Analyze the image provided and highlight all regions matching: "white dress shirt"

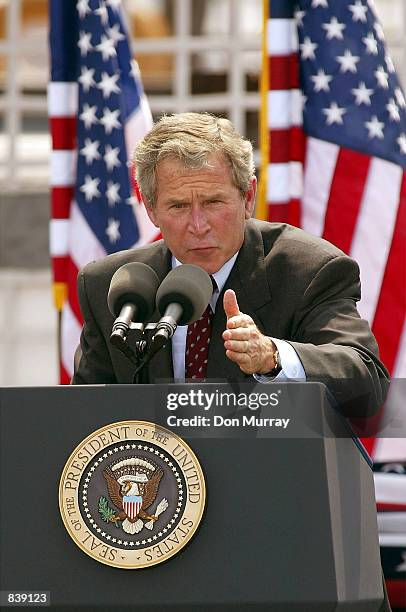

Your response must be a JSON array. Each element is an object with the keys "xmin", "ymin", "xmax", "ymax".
[{"xmin": 170, "ymin": 254, "xmax": 305, "ymax": 382}]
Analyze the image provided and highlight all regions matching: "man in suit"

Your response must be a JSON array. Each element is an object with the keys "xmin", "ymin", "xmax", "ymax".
[
  {"xmin": 72, "ymin": 112, "xmax": 389, "ymax": 417},
  {"xmin": 73, "ymin": 112, "xmax": 391, "ymax": 610}
]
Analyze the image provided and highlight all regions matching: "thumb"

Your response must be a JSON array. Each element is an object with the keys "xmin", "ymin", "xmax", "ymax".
[{"xmin": 223, "ymin": 289, "xmax": 241, "ymax": 320}]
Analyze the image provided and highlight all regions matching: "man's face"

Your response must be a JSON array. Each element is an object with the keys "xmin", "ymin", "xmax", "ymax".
[{"xmin": 144, "ymin": 154, "xmax": 256, "ymax": 274}]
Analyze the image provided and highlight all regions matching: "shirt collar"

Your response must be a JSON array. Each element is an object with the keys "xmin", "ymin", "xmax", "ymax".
[{"xmin": 171, "ymin": 252, "xmax": 238, "ymax": 311}]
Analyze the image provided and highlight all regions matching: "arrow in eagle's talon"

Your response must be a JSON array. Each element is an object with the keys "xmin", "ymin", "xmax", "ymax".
[
  {"xmin": 144, "ymin": 499, "xmax": 169, "ymax": 530},
  {"xmin": 155, "ymin": 498, "xmax": 169, "ymax": 516}
]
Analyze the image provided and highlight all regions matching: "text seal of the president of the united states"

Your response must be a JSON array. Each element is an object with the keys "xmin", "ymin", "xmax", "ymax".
[{"xmin": 59, "ymin": 421, "xmax": 206, "ymax": 568}]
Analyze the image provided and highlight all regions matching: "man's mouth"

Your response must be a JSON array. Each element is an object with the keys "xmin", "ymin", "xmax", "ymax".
[{"xmin": 189, "ymin": 246, "xmax": 217, "ymax": 252}]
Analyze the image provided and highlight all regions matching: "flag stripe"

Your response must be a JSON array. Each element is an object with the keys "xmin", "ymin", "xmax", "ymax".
[
  {"xmin": 350, "ymin": 159, "xmax": 403, "ymax": 323},
  {"xmin": 377, "ymin": 512, "xmax": 406, "ymax": 531},
  {"xmin": 52, "ymin": 256, "xmax": 69, "ymax": 283},
  {"xmin": 378, "ymin": 503, "xmax": 406, "ymax": 511},
  {"xmin": 373, "ymin": 438, "xmax": 406, "ymax": 463},
  {"xmin": 60, "ymin": 362, "xmax": 71, "ymax": 385},
  {"xmin": 372, "ymin": 174, "xmax": 406, "ymax": 373},
  {"xmin": 393, "ymin": 317, "xmax": 406, "ymax": 378},
  {"xmin": 48, "ymin": 82, "xmax": 78, "ymax": 115},
  {"xmin": 267, "ymin": 90, "xmax": 302, "ymax": 129},
  {"xmin": 50, "ymin": 219, "xmax": 69, "ymax": 256},
  {"xmin": 50, "ymin": 150, "xmax": 77, "ymax": 186},
  {"xmin": 301, "ymin": 137, "xmax": 339, "ymax": 237},
  {"xmin": 68, "ymin": 200, "xmax": 106, "ymax": 271},
  {"xmin": 384, "ymin": 580, "xmax": 406, "ymax": 609},
  {"xmin": 269, "ymin": 127, "xmax": 305, "ymax": 163},
  {"xmin": 379, "ymin": 534, "xmax": 406, "ymax": 547},
  {"xmin": 51, "ymin": 187, "xmax": 73, "ymax": 218},
  {"xmin": 61, "ymin": 300, "xmax": 82, "ymax": 377},
  {"xmin": 374, "ymin": 473, "xmax": 406, "ymax": 504},
  {"xmin": 50, "ymin": 117, "xmax": 77, "ymax": 150},
  {"xmin": 269, "ymin": 54, "xmax": 299, "ymax": 90},
  {"xmin": 124, "ymin": 96, "xmax": 154, "ymax": 155},
  {"xmin": 322, "ymin": 149, "xmax": 371, "ymax": 254},
  {"xmin": 268, "ymin": 199, "xmax": 301, "ymax": 226},
  {"xmin": 267, "ymin": 19, "xmax": 297, "ymax": 55},
  {"xmin": 67, "ymin": 258, "xmax": 82, "ymax": 323},
  {"xmin": 267, "ymin": 161, "xmax": 303, "ymax": 202}
]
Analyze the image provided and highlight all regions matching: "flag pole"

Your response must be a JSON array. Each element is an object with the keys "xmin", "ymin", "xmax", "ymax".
[{"xmin": 257, "ymin": 0, "xmax": 269, "ymax": 221}]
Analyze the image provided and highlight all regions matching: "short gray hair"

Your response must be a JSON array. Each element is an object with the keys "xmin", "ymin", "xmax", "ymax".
[{"xmin": 132, "ymin": 112, "xmax": 255, "ymax": 206}]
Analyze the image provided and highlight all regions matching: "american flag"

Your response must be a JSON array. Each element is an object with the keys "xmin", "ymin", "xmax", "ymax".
[
  {"xmin": 259, "ymin": 1, "xmax": 405, "ymax": 606},
  {"xmin": 48, "ymin": 0, "xmax": 158, "ymax": 383}
]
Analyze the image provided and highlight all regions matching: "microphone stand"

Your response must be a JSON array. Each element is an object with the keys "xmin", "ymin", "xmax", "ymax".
[
  {"xmin": 132, "ymin": 339, "xmax": 149, "ymax": 384},
  {"xmin": 109, "ymin": 321, "xmax": 170, "ymax": 384},
  {"xmin": 132, "ymin": 303, "xmax": 182, "ymax": 382},
  {"xmin": 132, "ymin": 345, "xmax": 156, "ymax": 384}
]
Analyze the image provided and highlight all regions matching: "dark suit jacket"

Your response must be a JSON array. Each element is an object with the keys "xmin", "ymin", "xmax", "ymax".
[{"xmin": 72, "ymin": 220, "xmax": 389, "ymax": 416}]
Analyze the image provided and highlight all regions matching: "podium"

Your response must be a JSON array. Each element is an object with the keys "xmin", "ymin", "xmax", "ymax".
[{"xmin": 0, "ymin": 383, "xmax": 384, "ymax": 611}]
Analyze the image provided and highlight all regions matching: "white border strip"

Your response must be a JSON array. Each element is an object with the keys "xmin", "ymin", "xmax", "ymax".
[
  {"xmin": 301, "ymin": 137, "xmax": 339, "ymax": 237},
  {"xmin": 378, "ymin": 533, "xmax": 406, "ymax": 547},
  {"xmin": 48, "ymin": 82, "xmax": 78, "ymax": 117},
  {"xmin": 50, "ymin": 150, "xmax": 77, "ymax": 186},
  {"xmin": 267, "ymin": 90, "xmax": 302, "ymax": 129},
  {"xmin": 266, "ymin": 19, "xmax": 297, "ymax": 55},
  {"xmin": 374, "ymin": 472, "xmax": 406, "ymax": 504},
  {"xmin": 68, "ymin": 200, "xmax": 106, "ymax": 271},
  {"xmin": 50, "ymin": 219, "xmax": 69, "ymax": 257},
  {"xmin": 377, "ymin": 512, "xmax": 406, "ymax": 534},
  {"xmin": 267, "ymin": 162, "xmax": 303, "ymax": 202},
  {"xmin": 351, "ymin": 158, "xmax": 402, "ymax": 323},
  {"xmin": 61, "ymin": 300, "xmax": 82, "ymax": 379}
]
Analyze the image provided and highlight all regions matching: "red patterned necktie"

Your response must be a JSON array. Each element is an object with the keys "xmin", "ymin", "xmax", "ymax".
[
  {"xmin": 185, "ymin": 277, "xmax": 216, "ymax": 380},
  {"xmin": 185, "ymin": 306, "xmax": 213, "ymax": 380}
]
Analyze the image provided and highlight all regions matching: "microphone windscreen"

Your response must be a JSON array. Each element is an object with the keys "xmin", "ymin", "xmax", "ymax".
[
  {"xmin": 107, "ymin": 262, "xmax": 160, "ymax": 321},
  {"xmin": 156, "ymin": 264, "xmax": 213, "ymax": 325}
]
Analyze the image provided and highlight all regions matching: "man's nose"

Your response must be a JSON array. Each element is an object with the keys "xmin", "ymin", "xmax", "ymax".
[{"xmin": 188, "ymin": 206, "xmax": 210, "ymax": 234}]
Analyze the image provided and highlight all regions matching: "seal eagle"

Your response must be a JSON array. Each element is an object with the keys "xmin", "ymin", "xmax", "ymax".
[{"xmin": 103, "ymin": 456, "xmax": 168, "ymax": 534}]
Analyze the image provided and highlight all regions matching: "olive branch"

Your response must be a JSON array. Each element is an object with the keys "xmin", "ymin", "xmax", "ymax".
[{"xmin": 98, "ymin": 496, "xmax": 121, "ymax": 527}]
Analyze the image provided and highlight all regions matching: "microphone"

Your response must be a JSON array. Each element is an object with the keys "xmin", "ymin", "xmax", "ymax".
[
  {"xmin": 107, "ymin": 262, "xmax": 160, "ymax": 348},
  {"xmin": 151, "ymin": 264, "xmax": 213, "ymax": 352}
]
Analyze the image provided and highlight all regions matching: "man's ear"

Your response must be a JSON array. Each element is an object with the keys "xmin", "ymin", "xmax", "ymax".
[
  {"xmin": 244, "ymin": 176, "xmax": 257, "ymax": 219},
  {"xmin": 141, "ymin": 194, "xmax": 159, "ymax": 228}
]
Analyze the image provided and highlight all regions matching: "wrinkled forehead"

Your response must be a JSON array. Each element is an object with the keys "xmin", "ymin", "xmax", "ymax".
[
  {"xmin": 156, "ymin": 150, "xmax": 231, "ymax": 175},
  {"xmin": 156, "ymin": 151, "xmax": 235, "ymax": 187},
  {"xmin": 155, "ymin": 156, "xmax": 238, "ymax": 204}
]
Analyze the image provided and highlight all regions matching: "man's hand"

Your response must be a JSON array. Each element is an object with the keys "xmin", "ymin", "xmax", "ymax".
[{"xmin": 222, "ymin": 289, "xmax": 277, "ymax": 375}]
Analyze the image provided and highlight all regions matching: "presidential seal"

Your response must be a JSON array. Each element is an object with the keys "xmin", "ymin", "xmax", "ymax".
[{"xmin": 59, "ymin": 421, "xmax": 205, "ymax": 569}]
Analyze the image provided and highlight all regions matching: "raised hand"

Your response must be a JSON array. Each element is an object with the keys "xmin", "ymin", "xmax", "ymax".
[{"xmin": 222, "ymin": 289, "xmax": 277, "ymax": 375}]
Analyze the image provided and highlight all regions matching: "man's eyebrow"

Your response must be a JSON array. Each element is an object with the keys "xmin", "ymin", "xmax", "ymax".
[
  {"xmin": 204, "ymin": 193, "xmax": 227, "ymax": 200},
  {"xmin": 164, "ymin": 197, "xmax": 190, "ymax": 205},
  {"xmin": 163, "ymin": 193, "xmax": 227, "ymax": 205}
]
